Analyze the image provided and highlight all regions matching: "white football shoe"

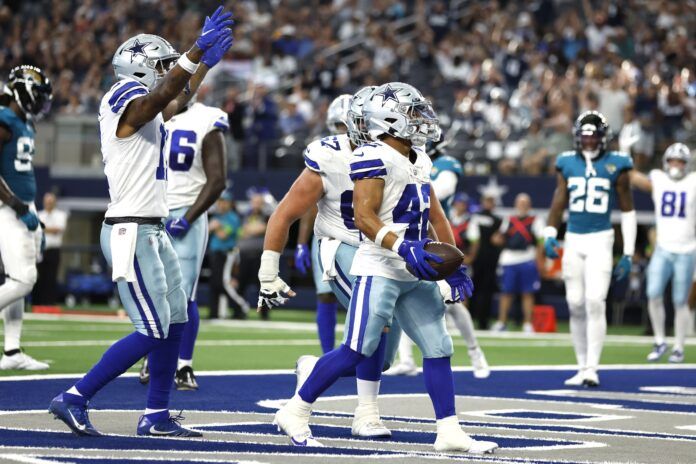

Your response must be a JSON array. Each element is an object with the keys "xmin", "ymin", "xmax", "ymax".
[
  {"xmin": 668, "ymin": 349, "xmax": 684, "ymax": 363},
  {"xmin": 383, "ymin": 361, "xmax": 418, "ymax": 376},
  {"xmin": 646, "ymin": 343, "xmax": 668, "ymax": 362},
  {"xmin": 351, "ymin": 403, "xmax": 391, "ymax": 438},
  {"xmin": 0, "ymin": 351, "xmax": 49, "ymax": 370},
  {"xmin": 294, "ymin": 355, "xmax": 318, "ymax": 394},
  {"xmin": 490, "ymin": 320, "xmax": 506, "ymax": 332},
  {"xmin": 273, "ymin": 400, "xmax": 323, "ymax": 447},
  {"xmin": 468, "ymin": 347, "xmax": 490, "ymax": 379},
  {"xmin": 564, "ymin": 370, "xmax": 586, "ymax": 386},
  {"xmin": 522, "ymin": 322, "xmax": 535, "ymax": 334},
  {"xmin": 582, "ymin": 369, "xmax": 600, "ymax": 387},
  {"xmin": 434, "ymin": 417, "xmax": 498, "ymax": 454}
]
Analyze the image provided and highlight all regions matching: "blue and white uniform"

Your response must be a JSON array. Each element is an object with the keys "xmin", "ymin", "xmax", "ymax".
[
  {"xmin": 430, "ymin": 155, "xmax": 462, "ymax": 217},
  {"xmin": 165, "ymin": 102, "xmax": 229, "ymax": 301},
  {"xmin": 646, "ymin": 170, "xmax": 696, "ymax": 306},
  {"xmin": 347, "ymin": 141, "xmax": 452, "ymax": 359},
  {"xmin": 99, "ymin": 78, "xmax": 186, "ymax": 339},
  {"xmin": 303, "ymin": 133, "xmax": 360, "ymax": 304},
  {"xmin": 0, "ymin": 106, "xmax": 42, "ymax": 305}
]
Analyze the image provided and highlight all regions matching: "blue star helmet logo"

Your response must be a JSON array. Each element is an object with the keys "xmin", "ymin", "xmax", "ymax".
[
  {"xmin": 376, "ymin": 85, "xmax": 399, "ymax": 106},
  {"xmin": 123, "ymin": 39, "xmax": 151, "ymax": 63}
]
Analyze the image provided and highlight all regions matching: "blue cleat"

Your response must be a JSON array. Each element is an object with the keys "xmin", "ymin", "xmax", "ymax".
[
  {"xmin": 48, "ymin": 393, "xmax": 101, "ymax": 436},
  {"xmin": 136, "ymin": 411, "xmax": 202, "ymax": 437}
]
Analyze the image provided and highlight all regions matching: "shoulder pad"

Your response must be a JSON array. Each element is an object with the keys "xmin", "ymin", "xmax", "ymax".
[
  {"xmin": 0, "ymin": 106, "xmax": 15, "ymax": 128},
  {"xmin": 434, "ymin": 155, "xmax": 463, "ymax": 176},
  {"xmin": 350, "ymin": 144, "xmax": 388, "ymax": 181},
  {"xmin": 106, "ymin": 79, "xmax": 148, "ymax": 114},
  {"xmin": 608, "ymin": 151, "xmax": 633, "ymax": 170}
]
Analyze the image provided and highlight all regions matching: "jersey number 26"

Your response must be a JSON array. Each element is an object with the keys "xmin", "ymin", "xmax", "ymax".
[{"xmin": 568, "ymin": 177, "xmax": 610, "ymax": 214}]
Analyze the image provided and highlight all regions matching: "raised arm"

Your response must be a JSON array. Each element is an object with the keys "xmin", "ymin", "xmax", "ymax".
[{"xmin": 629, "ymin": 169, "xmax": 652, "ymax": 193}]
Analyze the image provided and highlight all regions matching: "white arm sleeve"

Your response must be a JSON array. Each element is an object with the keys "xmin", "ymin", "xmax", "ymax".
[
  {"xmin": 431, "ymin": 171, "xmax": 458, "ymax": 200},
  {"xmin": 621, "ymin": 210, "xmax": 637, "ymax": 256}
]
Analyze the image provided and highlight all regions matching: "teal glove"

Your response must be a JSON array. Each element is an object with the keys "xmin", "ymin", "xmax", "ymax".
[
  {"xmin": 544, "ymin": 237, "xmax": 560, "ymax": 259},
  {"xmin": 613, "ymin": 255, "xmax": 632, "ymax": 281}
]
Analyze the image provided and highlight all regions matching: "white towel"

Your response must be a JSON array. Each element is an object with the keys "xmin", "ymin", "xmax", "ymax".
[
  {"xmin": 110, "ymin": 223, "xmax": 138, "ymax": 282},
  {"xmin": 319, "ymin": 238, "xmax": 342, "ymax": 282}
]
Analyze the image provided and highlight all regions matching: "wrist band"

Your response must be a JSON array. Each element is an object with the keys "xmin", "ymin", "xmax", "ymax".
[
  {"xmin": 177, "ymin": 53, "xmax": 199, "ymax": 75},
  {"xmin": 374, "ymin": 226, "xmax": 391, "ymax": 247},
  {"xmin": 391, "ymin": 237, "xmax": 404, "ymax": 253},
  {"xmin": 543, "ymin": 226, "xmax": 558, "ymax": 239}
]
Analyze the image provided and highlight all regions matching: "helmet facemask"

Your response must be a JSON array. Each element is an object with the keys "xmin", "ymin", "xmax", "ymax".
[
  {"xmin": 8, "ymin": 66, "xmax": 53, "ymax": 119},
  {"xmin": 401, "ymin": 100, "xmax": 441, "ymax": 146},
  {"xmin": 663, "ymin": 143, "xmax": 692, "ymax": 180}
]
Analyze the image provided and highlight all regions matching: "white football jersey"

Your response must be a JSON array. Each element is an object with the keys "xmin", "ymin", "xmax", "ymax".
[
  {"xmin": 349, "ymin": 141, "xmax": 432, "ymax": 281},
  {"xmin": 165, "ymin": 103, "xmax": 229, "ymax": 210},
  {"xmin": 304, "ymin": 134, "xmax": 361, "ymax": 247},
  {"xmin": 99, "ymin": 78, "xmax": 167, "ymax": 218},
  {"xmin": 650, "ymin": 169, "xmax": 696, "ymax": 254}
]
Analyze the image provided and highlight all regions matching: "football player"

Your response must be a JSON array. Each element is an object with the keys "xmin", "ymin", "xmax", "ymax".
[
  {"xmin": 630, "ymin": 143, "xmax": 694, "ymax": 363},
  {"xmin": 544, "ymin": 111, "xmax": 636, "ymax": 387},
  {"xmin": 49, "ymin": 7, "xmax": 234, "ymax": 437},
  {"xmin": 294, "ymin": 94, "xmax": 352, "ymax": 353},
  {"xmin": 386, "ymin": 136, "xmax": 489, "ymax": 378},
  {"xmin": 258, "ymin": 88, "xmax": 395, "ymax": 438},
  {"xmin": 139, "ymin": 96, "xmax": 229, "ymax": 389},
  {"xmin": 269, "ymin": 83, "xmax": 497, "ymax": 454},
  {"xmin": 0, "ymin": 65, "xmax": 52, "ymax": 371}
]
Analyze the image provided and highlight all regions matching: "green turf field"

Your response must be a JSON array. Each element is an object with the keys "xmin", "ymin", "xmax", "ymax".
[{"xmin": 1, "ymin": 307, "xmax": 691, "ymax": 376}]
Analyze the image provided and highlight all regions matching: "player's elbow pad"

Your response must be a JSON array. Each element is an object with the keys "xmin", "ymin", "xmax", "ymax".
[{"xmin": 620, "ymin": 210, "xmax": 637, "ymax": 256}]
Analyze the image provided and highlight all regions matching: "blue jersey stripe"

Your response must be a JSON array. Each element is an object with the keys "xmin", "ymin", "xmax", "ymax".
[
  {"xmin": 213, "ymin": 120, "xmax": 229, "ymax": 131},
  {"xmin": 108, "ymin": 81, "xmax": 145, "ymax": 107},
  {"xmin": 350, "ymin": 159, "xmax": 384, "ymax": 171},
  {"xmin": 304, "ymin": 155, "xmax": 321, "ymax": 171},
  {"xmin": 350, "ymin": 168, "xmax": 387, "ymax": 181},
  {"xmin": 110, "ymin": 88, "xmax": 147, "ymax": 113}
]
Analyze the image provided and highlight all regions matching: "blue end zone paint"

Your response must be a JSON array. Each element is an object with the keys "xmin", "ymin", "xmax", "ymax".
[
  {"xmin": 45, "ymin": 459, "xmax": 242, "ymax": 464},
  {"xmin": 485, "ymin": 411, "xmax": 595, "ymax": 420},
  {"xmin": 197, "ymin": 423, "xmax": 583, "ymax": 448},
  {"xmin": 1, "ymin": 369, "xmax": 695, "ymax": 414}
]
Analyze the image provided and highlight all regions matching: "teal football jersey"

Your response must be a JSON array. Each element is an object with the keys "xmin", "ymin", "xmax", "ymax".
[
  {"xmin": 556, "ymin": 150, "xmax": 633, "ymax": 234},
  {"xmin": 430, "ymin": 155, "xmax": 463, "ymax": 216},
  {"xmin": 0, "ymin": 106, "xmax": 36, "ymax": 202}
]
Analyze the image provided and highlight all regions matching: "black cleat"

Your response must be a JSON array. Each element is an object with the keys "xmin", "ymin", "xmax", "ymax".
[
  {"xmin": 175, "ymin": 366, "xmax": 199, "ymax": 391},
  {"xmin": 139, "ymin": 357, "xmax": 149, "ymax": 385}
]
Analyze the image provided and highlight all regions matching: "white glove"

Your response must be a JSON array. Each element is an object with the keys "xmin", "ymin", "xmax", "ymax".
[
  {"xmin": 257, "ymin": 250, "xmax": 295, "ymax": 311},
  {"xmin": 436, "ymin": 279, "xmax": 460, "ymax": 304}
]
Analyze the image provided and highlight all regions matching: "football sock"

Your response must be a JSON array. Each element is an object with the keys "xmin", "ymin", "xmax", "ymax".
[
  {"xmin": 179, "ymin": 300, "xmax": 199, "ymax": 362},
  {"xmin": 356, "ymin": 378, "xmax": 380, "ymax": 405},
  {"xmin": 568, "ymin": 303, "xmax": 588, "ymax": 369},
  {"xmin": 316, "ymin": 301, "xmax": 337, "ymax": 353},
  {"xmin": 147, "ymin": 323, "xmax": 184, "ymax": 411},
  {"xmin": 177, "ymin": 358, "xmax": 193, "ymax": 370},
  {"xmin": 397, "ymin": 335, "xmax": 415, "ymax": 366},
  {"xmin": 585, "ymin": 299, "xmax": 606, "ymax": 371},
  {"xmin": 298, "ymin": 344, "xmax": 364, "ymax": 403},
  {"xmin": 674, "ymin": 304, "xmax": 690, "ymax": 351},
  {"xmin": 74, "ymin": 331, "xmax": 159, "ymax": 400},
  {"xmin": 3, "ymin": 300, "xmax": 24, "ymax": 352},
  {"xmin": 143, "ymin": 409, "xmax": 169, "ymax": 423},
  {"xmin": 422, "ymin": 357, "xmax": 456, "ymax": 419},
  {"xmin": 356, "ymin": 332, "xmax": 386, "ymax": 381},
  {"xmin": 446, "ymin": 302, "xmax": 478, "ymax": 350},
  {"xmin": 648, "ymin": 297, "xmax": 666, "ymax": 345}
]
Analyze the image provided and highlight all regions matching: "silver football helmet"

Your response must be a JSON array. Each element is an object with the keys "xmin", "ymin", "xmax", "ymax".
[
  {"xmin": 663, "ymin": 142, "xmax": 691, "ymax": 180},
  {"xmin": 112, "ymin": 34, "xmax": 180, "ymax": 89},
  {"xmin": 326, "ymin": 94, "xmax": 351, "ymax": 134},
  {"xmin": 363, "ymin": 82, "xmax": 441, "ymax": 146},
  {"xmin": 346, "ymin": 86, "xmax": 376, "ymax": 146}
]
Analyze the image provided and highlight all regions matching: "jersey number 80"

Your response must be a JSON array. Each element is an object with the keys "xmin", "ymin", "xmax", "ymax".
[{"xmin": 568, "ymin": 177, "xmax": 610, "ymax": 214}]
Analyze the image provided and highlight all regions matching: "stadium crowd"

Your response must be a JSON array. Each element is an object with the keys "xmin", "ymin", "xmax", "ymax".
[{"xmin": 1, "ymin": 0, "xmax": 693, "ymax": 174}]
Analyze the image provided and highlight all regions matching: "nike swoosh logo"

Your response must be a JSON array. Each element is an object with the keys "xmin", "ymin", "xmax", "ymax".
[
  {"xmin": 291, "ymin": 436, "xmax": 308, "ymax": 446},
  {"xmin": 149, "ymin": 425, "xmax": 174, "ymax": 435},
  {"xmin": 201, "ymin": 29, "xmax": 213, "ymax": 36},
  {"xmin": 68, "ymin": 410, "xmax": 86, "ymax": 431},
  {"xmin": 409, "ymin": 249, "xmax": 417, "ymax": 261}
]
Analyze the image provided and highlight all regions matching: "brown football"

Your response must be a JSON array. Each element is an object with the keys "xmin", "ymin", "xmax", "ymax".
[{"xmin": 406, "ymin": 241, "xmax": 465, "ymax": 281}]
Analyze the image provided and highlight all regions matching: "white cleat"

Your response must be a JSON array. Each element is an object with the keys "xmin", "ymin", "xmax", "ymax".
[
  {"xmin": 668, "ymin": 349, "xmax": 684, "ymax": 363},
  {"xmin": 273, "ymin": 400, "xmax": 323, "ymax": 447},
  {"xmin": 522, "ymin": 322, "xmax": 535, "ymax": 334},
  {"xmin": 582, "ymin": 369, "xmax": 600, "ymax": 387},
  {"xmin": 434, "ymin": 427, "xmax": 498, "ymax": 454},
  {"xmin": 490, "ymin": 321, "xmax": 506, "ymax": 332},
  {"xmin": 383, "ymin": 361, "xmax": 418, "ymax": 376},
  {"xmin": 351, "ymin": 404, "xmax": 391, "ymax": 438},
  {"xmin": 564, "ymin": 370, "xmax": 586, "ymax": 386},
  {"xmin": 294, "ymin": 355, "xmax": 318, "ymax": 394},
  {"xmin": 468, "ymin": 347, "xmax": 490, "ymax": 379},
  {"xmin": 0, "ymin": 351, "xmax": 49, "ymax": 370},
  {"xmin": 647, "ymin": 343, "xmax": 668, "ymax": 362}
]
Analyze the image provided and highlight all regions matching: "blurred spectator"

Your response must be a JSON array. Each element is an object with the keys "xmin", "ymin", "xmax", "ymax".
[
  {"xmin": 237, "ymin": 191, "xmax": 270, "ymax": 319},
  {"xmin": 208, "ymin": 191, "xmax": 244, "ymax": 320},
  {"xmin": 449, "ymin": 192, "xmax": 471, "ymax": 253},
  {"xmin": 33, "ymin": 192, "xmax": 68, "ymax": 305},
  {"xmin": 491, "ymin": 193, "xmax": 544, "ymax": 333}
]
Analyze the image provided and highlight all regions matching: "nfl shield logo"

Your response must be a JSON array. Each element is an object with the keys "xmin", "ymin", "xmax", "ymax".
[{"xmin": 118, "ymin": 228, "xmax": 127, "ymax": 235}]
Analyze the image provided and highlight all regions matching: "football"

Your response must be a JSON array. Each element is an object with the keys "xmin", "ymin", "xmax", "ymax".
[{"xmin": 406, "ymin": 241, "xmax": 465, "ymax": 281}]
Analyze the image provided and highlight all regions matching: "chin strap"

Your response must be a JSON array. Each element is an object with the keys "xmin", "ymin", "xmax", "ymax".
[{"xmin": 582, "ymin": 151, "xmax": 597, "ymax": 177}]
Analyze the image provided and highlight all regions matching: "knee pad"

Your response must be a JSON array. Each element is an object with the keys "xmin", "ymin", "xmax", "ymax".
[{"xmin": 586, "ymin": 299, "xmax": 605, "ymax": 319}]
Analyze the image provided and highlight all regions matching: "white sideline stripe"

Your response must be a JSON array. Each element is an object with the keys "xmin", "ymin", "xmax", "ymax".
[
  {"xmin": 675, "ymin": 425, "xmax": 696, "ymax": 431},
  {"xmin": 0, "ymin": 454, "xmax": 268, "ymax": 464},
  {"xmin": 0, "ymin": 455, "xmax": 56, "ymax": 464},
  {"xmin": 1, "ymin": 364, "xmax": 696, "ymax": 382}
]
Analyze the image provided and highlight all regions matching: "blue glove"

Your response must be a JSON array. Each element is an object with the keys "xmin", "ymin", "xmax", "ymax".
[
  {"xmin": 19, "ymin": 211, "xmax": 39, "ymax": 231},
  {"xmin": 544, "ymin": 237, "xmax": 560, "ymax": 259},
  {"xmin": 397, "ymin": 239, "xmax": 443, "ymax": 280},
  {"xmin": 201, "ymin": 33, "xmax": 234, "ymax": 68},
  {"xmin": 613, "ymin": 255, "xmax": 632, "ymax": 281},
  {"xmin": 195, "ymin": 6, "xmax": 234, "ymax": 52},
  {"xmin": 445, "ymin": 266, "xmax": 475, "ymax": 300},
  {"xmin": 294, "ymin": 244, "xmax": 311, "ymax": 275},
  {"xmin": 166, "ymin": 217, "xmax": 190, "ymax": 239}
]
